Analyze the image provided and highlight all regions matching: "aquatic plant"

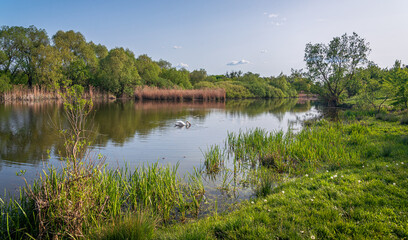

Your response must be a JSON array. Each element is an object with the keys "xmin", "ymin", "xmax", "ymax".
[{"xmin": 203, "ymin": 145, "xmax": 225, "ymax": 174}]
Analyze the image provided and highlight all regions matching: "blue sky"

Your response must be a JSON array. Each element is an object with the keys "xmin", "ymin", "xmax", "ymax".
[{"xmin": 1, "ymin": 0, "xmax": 408, "ymax": 76}]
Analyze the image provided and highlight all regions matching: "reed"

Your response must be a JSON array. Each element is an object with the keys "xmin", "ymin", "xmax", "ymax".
[
  {"xmin": 202, "ymin": 145, "xmax": 225, "ymax": 174},
  {"xmin": 0, "ymin": 85, "xmax": 114, "ymax": 102},
  {"xmin": 134, "ymin": 86, "xmax": 226, "ymax": 101},
  {"xmin": 0, "ymin": 161, "xmax": 206, "ymax": 239}
]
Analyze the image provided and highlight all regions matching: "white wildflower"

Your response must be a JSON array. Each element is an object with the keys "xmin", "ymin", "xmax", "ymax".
[
  {"xmin": 311, "ymin": 235, "xmax": 316, "ymax": 239},
  {"xmin": 282, "ymin": 191, "xmax": 285, "ymax": 194}
]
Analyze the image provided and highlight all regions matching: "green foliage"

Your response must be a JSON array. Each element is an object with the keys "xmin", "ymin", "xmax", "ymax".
[
  {"xmin": 0, "ymin": 73, "xmax": 12, "ymax": 93},
  {"xmin": 384, "ymin": 61, "xmax": 408, "ymax": 108},
  {"xmin": 159, "ymin": 68, "xmax": 192, "ymax": 89},
  {"xmin": 215, "ymin": 81, "xmax": 253, "ymax": 98},
  {"xmin": 190, "ymin": 69, "xmax": 207, "ymax": 85},
  {"xmin": 96, "ymin": 48, "xmax": 141, "ymax": 97},
  {"xmin": 355, "ymin": 63, "xmax": 390, "ymax": 112},
  {"xmin": 194, "ymin": 81, "xmax": 216, "ymax": 89},
  {"xmin": 0, "ymin": 25, "xmax": 49, "ymax": 86},
  {"xmin": 156, "ymin": 59, "xmax": 172, "ymax": 70},
  {"xmin": 135, "ymin": 54, "xmax": 162, "ymax": 86},
  {"xmin": 32, "ymin": 44, "xmax": 64, "ymax": 89},
  {"xmin": 305, "ymin": 32, "xmax": 371, "ymax": 106},
  {"xmin": 400, "ymin": 114, "xmax": 408, "ymax": 125}
]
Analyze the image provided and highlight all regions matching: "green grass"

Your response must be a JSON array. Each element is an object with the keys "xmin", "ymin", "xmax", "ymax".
[
  {"xmin": 202, "ymin": 145, "xmax": 225, "ymax": 174},
  {"xmin": 0, "ymin": 162, "xmax": 205, "ymax": 239},
  {"xmin": 154, "ymin": 117, "xmax": 408, "ymax": 239}
]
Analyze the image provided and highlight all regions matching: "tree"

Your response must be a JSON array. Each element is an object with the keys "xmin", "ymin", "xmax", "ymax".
[
  {"xmin": 159, "ymin": 68, "xmax": 192, "ymax": 89},
  {"xmin": 385, "ymin": 61, "xmax": 408, "ymax": 108},
  {"xmin": 304, "ymin": 32, "xmax": 370, "ymax": 106},
  {"xmin": 52, "ymin": 30, "xmax": 97, "ymax": 85},
  {"xmin": 190, "ymin": 69, "xmax": 207, "ymax": 85},
  {"xmin": 96, "ymin": 48, "xmax": 140, "ymax": 97},
  {"xmin": 156, "ymin": 59, "xmax": 172, "ymax": 70},
  {"xmin": 355, "ymin": 63, "xmax": 390, "ymax": 112},
  {"xmin": 32, "ymin": 45, "xmax": 64, "ymax": 89},
  {"xmin": 0, "ymin": 25, "xmax": 49, "ymax": 86},
  {"xmin": 135, "ymin": 54, "xmax": 161, "ymax": 86}
]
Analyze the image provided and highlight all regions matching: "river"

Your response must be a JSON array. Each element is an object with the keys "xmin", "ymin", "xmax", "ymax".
[{"xmin": 0, "ymin": 98, "xmax": 320, "ymax": 198}]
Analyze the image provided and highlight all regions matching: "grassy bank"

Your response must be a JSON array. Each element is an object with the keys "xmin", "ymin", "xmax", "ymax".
[{"xmin": 155, "ymin": 114, "xmax": 408, "ymax": 239}]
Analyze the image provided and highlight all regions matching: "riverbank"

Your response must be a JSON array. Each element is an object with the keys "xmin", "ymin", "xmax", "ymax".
[
  {"xmin": 1, "ymin": 85, "xmax": 319, "ymax": 103},
  {"xmin": 154, "ymin": 111, "xmax": 408, "ymax": 239}
]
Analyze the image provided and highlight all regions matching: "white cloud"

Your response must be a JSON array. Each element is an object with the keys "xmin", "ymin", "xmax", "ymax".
[
  {"xmin": 173, "ymin": 45, "xmax": 182, "ymax": 49},
  {"xmin": 260, "ymin": 49, "xmax": 268, "ymax": 53},
  {"xmin": 176, "ymin": 62, "xmax": 189, "ymax": 69},
  {"xmin": 264, "ymin": 12, "xmax": 286, "ymax": 27},
  {"xmin": 227, "ymin": 59, "xmax": 250, "ymax": 66}
]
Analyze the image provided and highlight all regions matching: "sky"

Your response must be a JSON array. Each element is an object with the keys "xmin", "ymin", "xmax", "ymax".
[{"xmin": 1, "ymin": 0, "xmax": 408, "ymax": 76}]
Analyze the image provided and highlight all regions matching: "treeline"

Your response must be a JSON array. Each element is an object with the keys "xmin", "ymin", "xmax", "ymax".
[
  {"xmin": 0, "ymin": 25, "xmax": 308, "ymax": 99},
  {"xmin": 1, "ymin": 26, "xmax": 406, "ymax": 106}
]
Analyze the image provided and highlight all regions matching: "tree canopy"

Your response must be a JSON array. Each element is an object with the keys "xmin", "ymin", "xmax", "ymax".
[{"xmin": 305, "ymin": 32, "xmax": 370, "ymax": 106}]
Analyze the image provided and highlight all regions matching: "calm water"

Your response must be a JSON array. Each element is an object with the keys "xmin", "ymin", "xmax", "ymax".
[{"xmin": 0, "ymin": 99, "xmax": 320, "ymax": 196}]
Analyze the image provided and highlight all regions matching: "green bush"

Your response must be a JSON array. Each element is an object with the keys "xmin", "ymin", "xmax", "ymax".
[
  {"xmin": 216, "ymin": 81, "xmax": 253, "ymax": 98},
  {"xmin": 194, "ymin": 81, "xmax": 216, "ymax": 89}
]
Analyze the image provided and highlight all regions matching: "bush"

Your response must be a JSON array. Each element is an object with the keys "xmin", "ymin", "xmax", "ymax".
[
  {"xmin": 376, "ymin": 112, "xmax": 399, "ymax": 122},
  {"xmin": 0, "ymin": 74, "xmax": 12, "ymax": 93},
  {"xmin": 216, "ymin": 81, "xmax": 253, "ymax": 98},
  {"xmin": 400, "ymin": 114, "xmax": 408, "ymax": 125},
  {"xmin": 194, "ymin": 81, "xmax": 216, "ymax": 89}
]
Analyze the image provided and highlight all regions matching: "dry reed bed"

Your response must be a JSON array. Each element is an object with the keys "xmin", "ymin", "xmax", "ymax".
[
  {"xmin": 134, "ymin": 87, "xmax": 226, "ymax": 101},
  {"xmin": 133, "ymin": 100, "xmax": 226, "ymax": 111},
  {"xmin": 0, "ymin": 85, "xmax": 114, "ymax": 102}
]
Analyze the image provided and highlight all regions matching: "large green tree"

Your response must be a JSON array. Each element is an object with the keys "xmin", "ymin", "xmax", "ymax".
[
  {"xmin": 304, "ymin": 32, "xmax": 370, "ymax": 106},
  {"xmin": 135, "ymin": 54, "xmax": 161, "ymax": 86},
  {"xmin": 190, "ymin": 69, "xmax": 207, "ymax": 85},
  {"xmin": 52, "ymin": 30, "xmax": 97, "ymax": 85},
  {"xmin": 0, "ymin": 25, "xmax": 49, "ymax": 86},
  {"xmin": 159, "ymin": 68, "xmax": 192, "ymax": 89},
  {"xmin": 96, "ymin": 48, "xmax": 140, "ymax": 97}
]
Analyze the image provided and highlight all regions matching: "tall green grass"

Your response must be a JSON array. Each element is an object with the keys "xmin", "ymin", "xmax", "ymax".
[
  {"xmin": 0, "ymin": 161, "xmax": 205, "ymax": 239},
  {"xmin": 202, "ymin": 145, "xmax": 225, "ymax": 174},
  {"xmin": 223, "ymin": 123, "xmax": 361, "ymax": 176}
]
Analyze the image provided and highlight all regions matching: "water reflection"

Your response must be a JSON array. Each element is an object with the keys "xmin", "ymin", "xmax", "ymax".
[
  {"xmin": 0, "ymin": 99, "xmax": 320, "ymax": 194},
  {"xmin": 0, "ymin": 99, "xmax": 320, "ymax": 166}
]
